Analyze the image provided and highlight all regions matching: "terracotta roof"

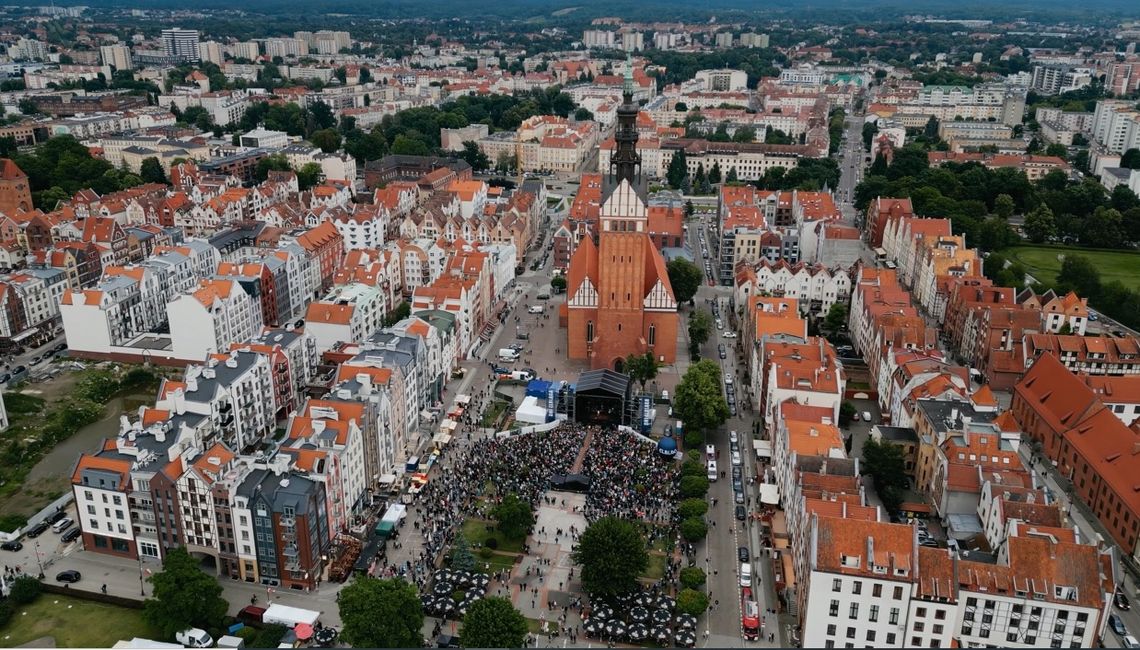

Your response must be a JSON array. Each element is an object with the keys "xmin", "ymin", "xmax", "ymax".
[
  {"xmin": 0, "ymin": 158, "xmax": 27, "ymax": 180},
  {"xmin": 813, "ymin": 517, "xmax": 915, "ymax": 580},
  {"xmin": 306, "ymin": 302, "xmax": 355, "ymax": 325},
  {"xmin": 71, "ymin": 454, "xmax": 130, "ymax": 485}
]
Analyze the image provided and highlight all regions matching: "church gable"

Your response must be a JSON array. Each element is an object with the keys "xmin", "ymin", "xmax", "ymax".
[
  {"xmin": 600, "ymin": 179, "xmax": 647, "ymax": 221},
  {"xmin": 644, "ymin": 278, "xmax": 676, "ymax": 311},
  {"xmin": 570, "ymin": 276, "xmax": 598, "ymax": 308}
]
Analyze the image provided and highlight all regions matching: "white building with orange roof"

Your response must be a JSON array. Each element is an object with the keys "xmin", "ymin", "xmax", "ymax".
[
  {"xmin": 446, "ymin": 179, "xmax": 489, "ymax": 219},
  {"xmin": 411, "ymin": 276, "xmax": 475, "ymax": 357},
  {"xmin": 397, "ymin": 238, "xmax": 447, "ymax": 296},
  {"xmin": 773, "ymin": 418, "xmax": 846, "ymax": 507},
  {"xmin": 761, "ymin": 337, "xmax": 845, "ymax": 431},
  {"xmin": 332, "ymin": 361, "xmax": 408, "ymax": 481},
  {"xmin": 305, "ymin": 282, "xmax": 388, "ymax": 353},
  {"xmin": 167, "ymin": 278, "xmax": 263, "ymax": 362},
  {"xmin": 281, "ymin": 398, "xmax": 368, "ymax": 537}
]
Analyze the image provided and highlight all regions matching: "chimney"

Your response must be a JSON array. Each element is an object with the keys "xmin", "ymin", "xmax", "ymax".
[
  {"xmin": 312, "ymin": 420, "xmax": 327, "ymax": 436},
  {"xmin": 356, "ymin": 373, "xmax": 373, "ymax": 395},
  {"xmin": 172, "ymin": 388, "xmax": 186, "ymax": 415}
]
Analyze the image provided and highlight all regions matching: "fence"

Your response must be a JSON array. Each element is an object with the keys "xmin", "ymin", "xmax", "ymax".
[
  {"xmin": 0, "ymin": 492, "xmax": 74, "ymax": 542},
  {"xmin": 40, "ymin": 582, "xmax": 145, "ymax": 609}
]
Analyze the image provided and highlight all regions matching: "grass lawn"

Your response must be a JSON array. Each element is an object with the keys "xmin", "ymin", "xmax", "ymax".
[
  {"xmin": 461, "ymin": 518, "xmax": 525, "ymax": 554},
  {"xmin": 1006, "ymin": 245, "xmax": 1140, "ymax": 291},
  {"xmin": 479, "ymin": 400, "xmax": 511, "ymax": 428},
  {"xmin": 0, "ymin": 594, "xmax": 158, "ymax": 648},
  {"xmin": 642, "ymin": 553, "xmax": 666, "ymax": 581},
  {"xmin": 474, "ymin": 551, "xmax": 519, "ymax": 574}
]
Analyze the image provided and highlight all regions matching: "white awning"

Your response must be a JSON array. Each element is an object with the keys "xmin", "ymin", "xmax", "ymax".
[
  {"xmin": 759, "ymin": 483, "xmax": 779, "ymax": 505},
  {"xmin": 432, "ymin": 433, "xmax": 453, "ymax": 446},
  {"xmin": 455, "ymin": 394, "xmax": 472, "ymax": 405},
  {"xmin": 378, "ymin": 473, "xmax": 397, "ymax": 486},
  {"xmin": 753, "ymin": 439, "xmax": 773, "ymax": 458}
]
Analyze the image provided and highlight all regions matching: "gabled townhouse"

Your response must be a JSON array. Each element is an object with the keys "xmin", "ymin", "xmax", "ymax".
[
  {"xmin": 411, "ymin": 276, "xmax": 475, "ymax": 359},
  {"xmin": 304, "ymin": 282, "xmax": 388, "ymax": 353},
  {"xmin": 1023, "ymin": 332, "xmax": 1140, "ymax": 377},
  {"xmin": 733, "ymin": 259, "xmax": 851, "ymax": 319},
  {"xmin": 863, "ymin": 196, "xmax": 914, "ymax": 248},
  {"xmin": 238, "ymin": 327, "xmax": 318, "ymax": 420},
  {"xmin": 334, "ymin": 248, "xmax": 403, "ymax": 316},
  {"xmin": 167, "ymin": 278, "xmax": 263, "ymax": 362},
  {"xmin": 330, "ymin": 362, "xmax": 407, "ymax": 490},
  {"xmin": 761, "ymin": 338, "xmax": 846, "ymax": 435},
  {"xmin": 910, "ymin": 235, "xmax": 981, "ymax": 320},
  {"xmin": 236, "ymin": 465, "xmax": 329, "ymax": 591},
  {"xmin": 397, "ymin": 238, "xmax": 447, "ymax": 296},
  {"xmin": 1017, "ymin": 288, "xmax": 1089, "ymax": 335}
]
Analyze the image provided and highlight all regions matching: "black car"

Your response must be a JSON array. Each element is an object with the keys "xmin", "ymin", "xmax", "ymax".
[
  {"xmin": 738, "ymin": 546, "xmax": 750, "ymax": 563},
  {"xmin": 718, "ymin": 345, "xmax": 727, "ymax": 360},
  {"xmin": 0, "ymin": 373, "xmax": 9, "ymax": 384},
  {"xmin": 732, "ymin": 477, "xmax": 743, "ymax": 492},
  {"xmin": 492, "ymin": 366, "xmax": 509, "ymax": 375},
  {"xmin": 732, "ymin": 466, "xmax": 742, "ymax": 480},
  {"xmin": 26, "ymin": 521, "xmax": 49, "ymax": 538},
  {"xmin": 1117, "ymin": 591, "xmax": 1133, "ymax": 611},
  {"xmin": 54, "ymin": 343, "xmax": 67, "ymax": 353},
  {"xmin": 55, "ymin": 569, "xmax": 81, "ymax": 583},
  {"xmin": 735, "ymin": 505, "xmax": 746, "ymax": 521},
  {"xmin": 1, "ymin": 540, "xmax": 22, "ymax": 551},
  {"xmin": 729, "ymin": 403, "xmax": 737, "ymax": 417},
  {"xmin": 46, "ymin": 509, "xmax": 68, "ymax": 524},
  {"xmin": 12, "ymin": 365, "xmax": 25, "ymax": 375},
  {"xmin": 1110, "ymin": 613, "xmax": 1127, "ymax": 636},
  {"xmin": 61, "ymin": 527, "xmax": 81, "ymax": 544}
]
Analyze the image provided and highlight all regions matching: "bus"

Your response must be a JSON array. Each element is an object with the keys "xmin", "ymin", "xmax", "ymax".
[{"xmin": 742, "ymin": 593, "xmax": 761, "ymax": 640}]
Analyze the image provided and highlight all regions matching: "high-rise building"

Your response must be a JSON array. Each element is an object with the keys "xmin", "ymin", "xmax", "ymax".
[
  {"xmin": 227, "ymin": 41, "xmax": 261, "ymax": 61},
  {"xmin": 200, "ymin": 40, "xmax": 225, "ymax": 65},
  {"xmin": 566, "ymin": 63, "xmax": 679, "ymax": 370},
  {"xmin": 161, "ymin": 28, "xmax": 200, "ymax": 62},
  {"xmin": 99, "ymin": 44, "xmax": 133, "ymax": 70}
]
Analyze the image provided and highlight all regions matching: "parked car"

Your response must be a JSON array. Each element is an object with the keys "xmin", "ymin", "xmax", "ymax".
[
  {"xmin": 55, "ymin": 569, "xmax": 81, "ymax": 583},
  {"xmin": 729, "ymin": 430, "xmax": 738, "ymax": 444},
  {"xmin": 735, "ymin": 505, "xmax": 746, "ymax": 521},
  {"xmin": 0, "ymin": 373, "xmax": 9, "ymax": 384},
  {"xmin": 734, "ymin": 490, "xmax": 745, "ymax": 504},
  {"xmin": 46, "ymin": 509, "xmax": 68, "ymax": 524},
  {"xmin": 61, "ymin": 527, "xmax": 81, "ymax": 544},
  {"xmin": 718, "ymin": 344, "xmax": 726, "ymax": 359},
  {"xmin": 862, "ymin": 411, "xmax": 873, "ymax": 422},
  {"xmin": 12, "ymin": 365, "xmax": 26, "ymax": 375},
  {"xmin": 1117, "ymin": 591, "xmax": 1133, "ymax": 611},
  {"xmin": 1110, "ymin": 613, "xmax": 1127, "ymax": 636},
  {"xmin": 732, "ymin": 466, "xmax": 742, "ymax": 480},
  {"xmin": 26, "ymin": 521, "xmax": 49, "ymax": 538},
  {"xmin": 51, "ymin": 517, "xmax": 74, "ymax": 534},
  {"xmin": 738, "ymin": 546, "xmax": 750, "ymax": 563},
  {"xmin": 1, "ymin": 540, "xmax": 22, "ymax": 551},
  {"xmin": 1124, "ymin": 634, "xmax": 1139, "ymax": 648},
  {"xmin": 722, "ymin": 331, "xmax": 737, "ymax": 339},
  {"xmin": 733, "ymin": 477, "xmax": 743, "ymax": 492}
]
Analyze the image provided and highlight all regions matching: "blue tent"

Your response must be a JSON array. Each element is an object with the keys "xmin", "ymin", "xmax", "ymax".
[{"xmin": 526, "ymin": 379, "xmax": 552, "ymax": 398}]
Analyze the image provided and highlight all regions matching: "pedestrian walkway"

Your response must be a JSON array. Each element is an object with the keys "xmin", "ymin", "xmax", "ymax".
[{"xmin": 569, "ymin": 429, "xmax": 593, "ymax": 474}]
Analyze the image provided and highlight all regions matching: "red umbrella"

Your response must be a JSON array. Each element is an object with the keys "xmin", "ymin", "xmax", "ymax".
[{"xmin": 294, "ymin": 623, "xmax": 314, "ymax": 640}]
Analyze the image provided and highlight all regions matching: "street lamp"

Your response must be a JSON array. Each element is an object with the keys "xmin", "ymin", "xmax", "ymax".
[
  {"xmin": 137, "ymin": 555, "xmax": 146, "ymax": 596},
  {"xmin": 33, "ymin": 541, "xmax": 45, "ymax": 579}
]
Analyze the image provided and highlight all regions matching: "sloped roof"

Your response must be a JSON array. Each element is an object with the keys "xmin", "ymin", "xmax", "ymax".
[{"xmin": 576, "ymin": 369, "xmax": 630, "ymax": 397}]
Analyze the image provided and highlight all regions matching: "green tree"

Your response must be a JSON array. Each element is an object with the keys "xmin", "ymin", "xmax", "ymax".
[
  {"xmin": 667, "ymin": 257, "xmax": 703, "ymax": 305},
  {"xmin": 1122, "ymin": 148, "xmax": 1140, "ymax": 170},
  {"xmin": 491, "ymin": 492, "xmax": 535, "ymax": 540},
  {"xmin": 975, "ymin": 216, "xmax": 1019, "ymax": 252},
  {"xmin": 839, "ymin": 401, "xmax": 857, "ymax": 427},
  {"xmin": 993, "ymin": 193, "xmax": 1015, "ymax": 220},
  {"xmin": 571, "ymin": 516, "xmax": 648, "ymax": 600},
  {"xmin": 676, "ymin": 589, "xmax": 710, "ymax": 616},
  {"xmin": 693, "ymin": 163, "xmax": 707, "ymax": 193},
  {"xmin": 551, "ymin": 275, "xmax": 567, "ymax": 294},
  {"xmin": 688, "ymin": 310, "xmax": 713, "ymax": 353},
  {"xmin": 458, "ymin": 141, "xmax": 490, "ymax": 171},
  {"xmin": 18, "ymin": 98, "xmax": 40, "ymax": 115},
  {"xmin": 764, "ymin": 128, "xmax": 793, "ymax": 145},
  {"xmin": 679, "ymin": 567, "xmax": 707, "ymax": 590},
  {"xmin": 461, "ymin": 597, "xmax": 529, "ymax": 649},
  {"xmin": 391, "ymin": 134, "xmax": 431, "ymax": 156},
  {"xmin": 1022, "ymin": 204, "xmax": 1057, "ymax": 244},
  {"xmin": 666, "ymin": 149, "xmax": 688, "ymax": 189},
  {"xmin": 674, "ymin": 101, "xmax": 688, "ymax": 112},
  {"xmin": 861, "ymin": 438, "xmax": 908, "ymax": 514},
  {"xmin": 450, "ymin": 533, "xmax": 476, "ymax": 571},
  {"xmin": 708, "ymin": 161, "xmax": 722, "ymax": 184},
  {"xmin": 139, "ymin": 157, "xmax": 168, "ymax": 185},
  {"xmin": 143, "ymin": 547, "xmax": 228, "ymax": 640},
  {"xmin": 732, "ymin": 126, "xmax": 757, "ymax": 143},
  {"xmin": 338, "ymin": 577, "xmax": 423, "ymax": 648},
  {"xmin": 1083, "ymin": 206, "xmax": 1126, "ymax": 249},
  {"xmin": 7, "ymin": 575, "xmax": 41, "ymax": 604},
  {"xmin": 673, "ymin": 359, "xmax": 729, "ymax": 436},
  {"xmin": 1044, "ymin": 143, "xmax": 1068, "ymax": 159},
  {"xmin": 923, "ymin": 116, "xmax": 940, "ymax": 139},
  {"xmin": 862, "ymin": 122, "xmax": 879, "ymax": 151},
  {"xmin": 310, "ymin": 128, "xmax": 342, "ymax": 153},
  {"xmin": 254, "ymin": 153, "xmax": 291, "ymax": 182},
  {"xmin": 677, "ymin": 498, "xmax": 709, "ymax": 519},
  {"xmin": 680, "ymin": 516, "xmax": 708, "ymax": 541},
  {"xmin": 296, "ymin": 162, "xmax": 323, "ymax": 190},
  {"xmin": 574, "ymin": 107, "xmax": 594, "ymax": 121},
  {"xmin": 823, "ymin": 303, "xmax": 847, "ymax": 332},
  {"xmin": 624, "ymin": 352, "xmax": 660, "ymax": 391},
  {"xmin": 726, "ymin": 166, "xmax": 739, "ymax": 183}
]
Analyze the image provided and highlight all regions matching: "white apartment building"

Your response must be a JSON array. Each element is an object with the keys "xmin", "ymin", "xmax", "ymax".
[
  {"xmin": 99, "ymin": 44, "xmax": 133, "ymax": 70},
  {"xmin": 240, "ymin": 127, "xmax": 289, "ymax": 149},
  {"xmin": 161, "ymin": 28, "xmax": 201, "ymax": 62},
  {"xmin": 582, "ymin": 30, "xmax": 616, "ymax": 49},
  {"xmin": 282, "ymin": 145, "xmax": 357, "ymax": 184},
  {"xmin": 264, "ymin": 38, "xmax": 308, "ymax": 59},
  {"xmin": 226, "ymin": 42, "xmax": 260, "ymax": 61},
  {"xmin": 304, "ymin": 282, "xmax": 388, "ymax": 353},
  {"xmin": 199, "ymin": 41, "xmax": 225, "ymax": 66},
  {"xmin": 167, "ymin": 278, "xmax": 263, "ymax": 362},
  {"xmin": 1092, "ymin": 100, "xmax": 1140, "ymax": 154}
]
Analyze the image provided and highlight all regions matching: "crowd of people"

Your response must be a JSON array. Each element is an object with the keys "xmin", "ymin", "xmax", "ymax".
[{"xmin": 580, "ymin": 427, "xmax": 679, "ymax": 529}]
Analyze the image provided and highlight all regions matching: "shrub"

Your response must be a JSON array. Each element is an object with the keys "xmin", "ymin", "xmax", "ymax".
[
  {"xmin": 679, "ymin": 567, "xmax": 707, "ymax": 590},
  {"xmin": 4, "ymin": 392, "xmax": 45, "ymax": 414},
  {"xmin": 677, "ymin": 498, "xmax": 709, "ymax": 519},
  {"xmin": 251, "ymin": 624, "xmax": 287, "ymax": 648},
  {"xmin": 0, "ymin": 600, "xmax": 13, "ymax": 628},
  {"xmin": 679, "ymin": 517, "xmax": 708, "ymax": 542},
  {"xmin": 8, "ymin": 575, "xmax": 41, "ymax": 604},
  {"xmin": 479, "ymin": 546, "xmax": 494, "ymax": 559},
  {"xmin": 485, "ymin": 536, "xmax": 498, "ymax": 550},
  {"xmin": 0, "ymin": 514, "xmax": 28, "ymax": 533},
  {"xmin": 683, "ymin": 430, "xmax": 704, "ymax": 449},
  {"xmin": 680, "ymin": 459, "xmax": 706, "ymax": 478},
  {"xmin": 676, "ymin": 589, "xmax": 709, "ymax": 616}
]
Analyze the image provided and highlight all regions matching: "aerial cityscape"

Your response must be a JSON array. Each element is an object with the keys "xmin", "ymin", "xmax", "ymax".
[{"xmin": 0, "ymin": 0, "xmax": 1139, "ymax": 648}]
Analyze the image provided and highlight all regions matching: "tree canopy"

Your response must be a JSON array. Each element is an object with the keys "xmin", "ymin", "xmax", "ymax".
[
  {"xmin": 492, "ymin": 492, "xmax": 535, "ymax": 540},
  {"xmin": 673, "ymin": 359, "xmax": 729, "ymax": 435},
  {"xmin": 571, "ymin": 516, "xmax": 648, "ymax": 600},
  {"xmin": 143, "ymin": 547, "xmax": 229, "ymax": 640},
  {"xmin": 667, "ymin": 258, "xmax": 703, "ymax": 305},
  {"xmin": 624, "ymin": 352, "xmax": 660, "ymax": 391},
  {"xmin": 338, "ymin": 577, "xmax": 423, "ymax": 648},
  {"xmin": 461, "ymin": 597, "xmax": 529, "ymax": 649},
  {"xmin": 861, "ymin": 439, "xmax": 908, "ymax": 514}
]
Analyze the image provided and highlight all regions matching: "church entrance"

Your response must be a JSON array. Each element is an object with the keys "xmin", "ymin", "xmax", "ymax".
[{"xmin": 613, "ymin": 358, "xmax": 625, "ymax": 374}]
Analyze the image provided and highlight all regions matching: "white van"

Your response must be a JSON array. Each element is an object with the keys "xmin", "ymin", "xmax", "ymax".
[
  {"xmin": 498, "ymin": 348, "xmax": 520, "ymax": 361},
  {"xmin": 707, "ymin": 461, "xmax": 718, "ymax": 481},
  {"xmin": 739, "ymin": 562, "xmax": 752, "ymax": 588},
  {"xmin": 527, "ymin": 305, "xmax": 544, "ymax": 314},
  {"xmin": 176, "ymin": 628, "xmax": 214, "ymax": 648}
]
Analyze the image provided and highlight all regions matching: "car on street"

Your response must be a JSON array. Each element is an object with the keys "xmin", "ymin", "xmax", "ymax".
[
  {"xmin": 729, "ymin": 431, "xmax": 738, "ymax": 444},
  {"xmin": 732, "ymin": 466, "xmax": 741, "ymax": 479},
  {"xmin": 1, "ymin": 540, "xmax": 22, "ymax": 551},
  {"xmin": 726, "ymin": 384, "xmax": 735, "ymax": 396},
  {"xmin": 722, "ymin": 331, "xmax": 737, "ymax": 339},
  {"xmin": 26, "ymin": 521, "xmax": 49, "ymax": 538},
  {"xmin": 730, "ymin": 441, "xmax": 739, "ymax": 454},
  {"xmin": 718, "ymin": 344, "xmax": 726, "ymax": 359},
  {"xmin": 0, "ymin": 373, "xmax": 9, "ymax": 384},
  {"xmin": 729, "ymin": 403, "xmax": 737, "ymax": 417},
  {"xmin": 1118, "ymin": 591, "xmax": 1133, "ymax": 611},
  {"xmin": 1125, "ymin": 634, "xmax": 1139, "ymax": 648},
  {"xmin": 738, "ymin": 546, "xmax": 750, "ymax": 562},
  {"xmin": 61, "ymin": 527, "xmax": 81, "ymax": 544},
  {"xmin": 725, "ymin": 373, "xmax": 733, "ymax": 384},
  {"xmin": 734, "ymin": 490, "xmax": 745, "ymax": 504},
  {"xmin": 733, "ymin": 477, "xmax": 743, "ymax": 492},
  {"xmin": 731, "ymin": 451, "xmax": 742, "ymax": 466},
  {"xmin": 1110, "ymin": 614, "xmax": 1127, "ymax": 636},
  {"xmin": 862, "ymin": 411, "xmax": 873, "ymax": 422},
  {"xmin": 705, "ymin": 444, "xmax": 716, "ymax": 458},
  {"xmin": 735, "ymin": 505, "xmax": 746, "ymax": 521},
  {"xmin": 13, "ymin": 365, "xmax": 26, "ymax": 375},
  {"xmin": 55, "ymin": 570, "xmax": 81, "ymax": 583}
]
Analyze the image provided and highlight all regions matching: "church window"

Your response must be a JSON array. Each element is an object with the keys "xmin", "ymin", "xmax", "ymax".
[
  {"xmin": 649, "ymin": 325, "xmax": 656, "ymax": 345},
  {"xmin": 617, "ymin": 323, "xmax": 622, "ymax": 332},
  {"xmin": 586, "ymin": 321, "xmax": 594, "ymax": 343}
]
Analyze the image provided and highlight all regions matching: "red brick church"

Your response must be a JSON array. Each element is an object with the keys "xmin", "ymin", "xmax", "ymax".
[{"xmin": 562, "ymin": 67, "xmax": 679, "ymax": 371}]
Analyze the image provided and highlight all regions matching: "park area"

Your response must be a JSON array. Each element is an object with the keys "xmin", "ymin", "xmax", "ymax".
[
  {"xmin": 1, "ymin": 594, "xmax": 156, "ymax": 647},
  {"xmin": 1007, "ymin": 245, "xmax": 1140, "ymax": 291}
]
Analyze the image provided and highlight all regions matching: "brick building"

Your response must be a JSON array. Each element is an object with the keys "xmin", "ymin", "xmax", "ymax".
[{"xmin": 0, "ymin": 159, "xmax": 32, "ymax": 216}]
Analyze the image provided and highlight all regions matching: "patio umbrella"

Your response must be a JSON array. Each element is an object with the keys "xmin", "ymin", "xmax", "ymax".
[
  {"xmin": 677, "ymin": 613, "xmax": 697, "ymax": 629},
  {"xmin": 583, "ymin": 619, "xmax": 602, "ymax": 636},
  {"xmin": 454, "ymin": 570, "xmax": 472, "ymax": 586},
  {"xmin": 438, "ymin": 599, "xmax": 456, "ymax": 616},
  {"xmin": 434, "ymin": 569, "xmax": 450, "ymax": 582},
  {"xmin": 629, "ymin": 606, "xmax": 650, "ymax": 623},
  {"xmin": 656, "ymin": 595, "xmax": 676, "ymax": 611},
  {"xmin": 314, "ymin": 627, "xmax": 338, "ymax": 647},
  {"xmin": 473, "ymin": 574, "xmax": 490, "ymax": 587},
  {"xmin": 676, "ymin": 629, "xmax": 696, "ymax": 647},
  {"xmin": 651, "ymin": 608, "xmax": 672, "ymax": 625},
  {"xmin": 294, "ymin": 624, "xmax": 314, "ymax": 641},
  {"xmin": 432, "ymin": 581, "xmax": 454, "ymax": 596},
  {"xmin": 604, "ymin": 620, "xmax": 627, "ymax": 638},
  {"xmin": 651, "ymin": 625, "xmax": 671, "ymax": 643},
  {"xmin": 627, "ymin": 623, "xmax": 649, "ymax": 642},
  {"xmin": 633, "ymin": 593, "xmax": 653, "ymax": 608},
  {"xmin": 591, "ymin": 605, "xmax": 612, "ymax": 621}
]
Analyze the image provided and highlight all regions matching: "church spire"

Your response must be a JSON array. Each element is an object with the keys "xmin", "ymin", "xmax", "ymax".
[{"xmin": 610, "ymin": 53, "xmax": 641, "ymax": 185}]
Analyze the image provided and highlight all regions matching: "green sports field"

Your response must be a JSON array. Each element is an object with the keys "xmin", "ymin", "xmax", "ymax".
[{"xmin": 1006, "ymin": 245, "xmax": 1140, "ymax": 292}]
